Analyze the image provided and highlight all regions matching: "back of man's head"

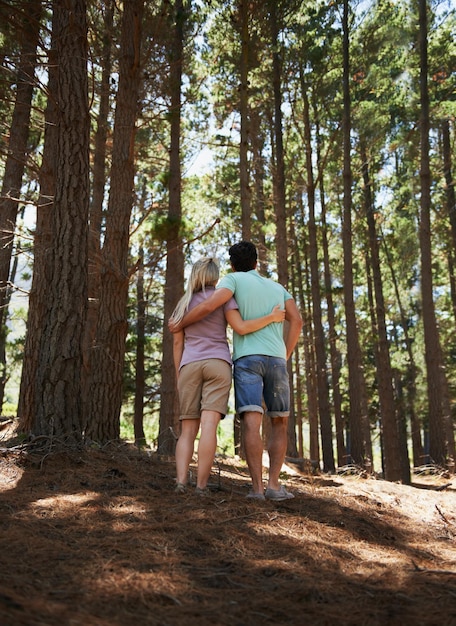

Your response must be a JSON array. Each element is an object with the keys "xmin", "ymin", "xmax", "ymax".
[{"xmin": 229, "ymin": 241, "xmax": 257, "ymax": 272}]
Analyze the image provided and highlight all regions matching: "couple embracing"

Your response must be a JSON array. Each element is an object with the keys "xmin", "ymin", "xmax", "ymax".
[{"xmin": 169, "ymin": 241, "xmax": 303, "ymax": 501}]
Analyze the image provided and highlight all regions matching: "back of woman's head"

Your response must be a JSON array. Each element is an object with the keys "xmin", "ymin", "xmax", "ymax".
[
  {"xmin": 171, "ymin": 257, "xmax": 220, "ymax": 324},
  {"xmin": 189, "ymin": 257, "xmax": 220, "ymax": 292}
]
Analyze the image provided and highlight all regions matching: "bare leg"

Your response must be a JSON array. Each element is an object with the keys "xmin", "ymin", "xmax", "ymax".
[
  {"xmin": 196, "ymin": 410, "xmax": 221, "ymax": 489},
  {"xmin": 175, "ymin": 419, "xmax": 200, "ymax": 485},
  {"xmin": 242, "ymin": 411, "xmax": 264, "ymax": 494},
  {"xmin": 267, "ymin": 416, "xmax": 288, "ymax": 490}
]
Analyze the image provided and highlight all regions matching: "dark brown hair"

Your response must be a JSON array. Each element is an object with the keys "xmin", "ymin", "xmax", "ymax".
[{"xmin": 229, "ymin": 241, "xmax": 257, "ymax": 272}]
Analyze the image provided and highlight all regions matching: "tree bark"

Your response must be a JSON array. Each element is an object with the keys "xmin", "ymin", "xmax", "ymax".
[
  {"xmin": 0, "ymin": 251, "xmax": 19, "ymax": 408},
  {"xmin": 82, "ymin": 0, "xmax": 115, "ymax": 426},
  {"xmin": 268, "ymin": 0, "xmax": 288, "ymax": 287},
  {"xmin": 239, "ymin": 0, "xmax": 251, "ymax": 240},
  {"xmin": 250, "ymin": 109, "xmax": 267, "ymax": 273},
  {"xmin": 33, "ymin": 0, "xmax": 89, "ymax": 441},
  {"xmin": 301, "ymin": 76, "xmax": 334, "ymax": 472},
  {"xmin": 418, "ymin": 0, "xmax": 453, "ymax": 467},
  {"xmin": 293, "ymin": 217, "xmax": 319, "ymax": 465},
  {"xmin": 86, "ymin": 0, "xmax": 145, "ymax": 443},
  {"xmin": 134, "ymin": 248, "xmax": 146, "ymax": 445},
  {"xmin": 442, "ymin": 111, "xmax": 456, "ymax": 377},
  {"xmin": 18, "ymin": 14, "xmax": 58, "ymax": 432},
  {"xmin": 381, "ymin": 228, "xmax": 424, "ymax": 468},
  {"xmin": 0, "ymin": 0, "xmax": 41, "ymax": 410},
  {"xmin": 157, "ymin": 0, "xmax": 186, "ymax": 455},
  {"xmin": 361, "ymin": 140, "xmax": 410, "ymax": 483},
  {"xmin": 313, "ymin": 96, "xmax": 346, "ymax": 469},
  {"xmin": 442, "ymin": 119, "xmax": 456, "ymax": 253},
  {"xmin": 342, "ymin": 0, "xmax": 372, "ymax": 470}
]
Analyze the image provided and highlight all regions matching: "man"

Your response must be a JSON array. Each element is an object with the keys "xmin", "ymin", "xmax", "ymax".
[{"xmin": 169, "ymin": 241, "xmax": 303, "ymax": 500}]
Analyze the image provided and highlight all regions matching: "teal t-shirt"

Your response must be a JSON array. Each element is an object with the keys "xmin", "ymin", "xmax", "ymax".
[{"xmin": 217, "ymin": 270, "xmax": 292, "ymax": 360}]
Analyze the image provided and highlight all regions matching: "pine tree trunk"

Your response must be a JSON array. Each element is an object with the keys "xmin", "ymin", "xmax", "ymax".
[
  {"xmin": 293, "ymin": 219, "xmax": 319, "ymax": 465},
  {"xmin": 294, "ymin": 343, "xmax": 304, "ymax": 458},
  {"xmin": 361, "ymin": 141, "xmax": 410, "ymax": 483},
  {"xmin": 18, "ymin": 20, "xmax": 58, "ymax": 433},
  {"xmin": 442, "ymin": 118, "xmax": 456, "ymax": 463},
  {"xmin": 0, "ymin": 0, "xmax": 41, "ymax": 308},
  {"xmin": 86, "ymin": 0, "xmax": 145, "ymax": 443},
  {"xmin": 250, "ymin": 110, "xmax": 267, "ymax": 273},
  {"xmin": 0, "ymin": 252, "xmax": 19, "ymax": 409},
  {"xmin": 447, "ymin": 247, "xmax": 456, "ymax": 328},
  {"xmin": 157, "ymin": 0, "xmax": 186, "ymax": 456},
  {"xmin": 442, "ymin": 119, "xmax": 456, "ymax": 253},
  {"xmin": 342, "ymin": 0, "xmax": 372, "ymax": 469},
  {"xmin": 269, "ymin": 1, "xmax": 288, "ymax": 287},
  {"xmin": 82, "ymin": 0, "xmax": 114, "ymax": 426},
  {"xmin": 0, "ymin": 0, "xmax": 41, "ymax": 410},
  {"xmin": 313, "ymin": 97, "xmax": 346, "ymax": 469},
  {"xmin": 33, "ymin": 0, "xmax": 89, "ymax": 441},
  {"xmin": 381, "ymin": 235, "xmax": 424, "ymax": 468},
  {"xmin": 239, "ymin": 0, "xmax": 251, "ymax": 240},
  {"xmin": 418, "ymin": 0, "xmax": 451, "ymax": 467},
  {"xmin": 134, "ymin": 249, "xmax": 146, "ymax": 445},
  {"xmin": 301, "ymin": 77, "xmax": 334, "ymax": 472}
]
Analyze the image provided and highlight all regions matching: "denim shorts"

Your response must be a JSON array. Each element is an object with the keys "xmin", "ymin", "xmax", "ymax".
[{"xmin": 233, "ymin": 355, "xmax": 290, "ymax": 417}]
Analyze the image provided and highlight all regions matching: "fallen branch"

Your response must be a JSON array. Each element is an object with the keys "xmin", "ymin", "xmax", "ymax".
[
  {"xmin": 435, "ymin": 482, "xmax": 452, "ymax": 491},
  {"xmin": 412, "ymin": 560, "xmax": 456, "ymax": 575},
  {"xmin": 435, "ymin": 504, "xmax": 454, "ymax": 526}
]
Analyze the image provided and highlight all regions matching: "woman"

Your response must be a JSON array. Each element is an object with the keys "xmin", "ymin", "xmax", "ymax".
[{"xmin": 170, "ymin": 257, "xmax": 284, "ymax": 495}]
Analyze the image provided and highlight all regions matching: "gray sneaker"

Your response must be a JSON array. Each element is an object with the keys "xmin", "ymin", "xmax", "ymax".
[
  {"xmin": 265, "ymin": 485, "xmax": 294, "ymax": 501},
  {"xmin": 246, "ymin": 491, "xmax": 266, "ymax": 501}
]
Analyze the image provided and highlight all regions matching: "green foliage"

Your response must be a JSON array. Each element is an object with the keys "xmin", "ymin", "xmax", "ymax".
[
  {"xmin": 151, "ymin": 214, "xmax": 189, "ymax": 242},
  {"xmin": 1, "ymin": 402, "xmax": 17, "ymax": 417},
  {"xmin": 216, "ymin": 416, "xmax": 235, "ymax": 457},
  {"xmin": 120, "ymin": 412, "xmax": 159, "ymax": 446}
]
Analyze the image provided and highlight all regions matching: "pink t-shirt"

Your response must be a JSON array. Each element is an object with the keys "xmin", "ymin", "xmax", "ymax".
[{"xmin": 179, "ymin": 287, "xmax": 238, "ymax": 370}]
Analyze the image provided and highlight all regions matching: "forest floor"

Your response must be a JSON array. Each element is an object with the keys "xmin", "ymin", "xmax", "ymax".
[{"xmin": 0, "ymin": 419, "xmax": 455, "ymax": 626}]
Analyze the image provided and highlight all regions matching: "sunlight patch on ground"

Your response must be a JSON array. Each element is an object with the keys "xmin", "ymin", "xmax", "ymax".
[
  {"xmin": 0, "ymin": 461, "xmax": 23, "ymax": 491},
  {"xmin": 30, "ymin": 493, "xmax": 98, "ymax": 511}
]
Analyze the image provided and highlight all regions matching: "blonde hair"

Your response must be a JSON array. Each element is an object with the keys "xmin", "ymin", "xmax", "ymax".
[{"xmin": 171, "ymin": 257, "xmax": 220, "ymax": 324}]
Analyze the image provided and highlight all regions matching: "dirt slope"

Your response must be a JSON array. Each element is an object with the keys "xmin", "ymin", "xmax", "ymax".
[{"xmin": 0, "ymin": 432, "xmax": 455, "ymax": 626}]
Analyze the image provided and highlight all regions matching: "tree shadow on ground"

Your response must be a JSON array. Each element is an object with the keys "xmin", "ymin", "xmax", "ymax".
[{"xmin": 0, "ymin": 446, "xmax": 455, "ymax": 626}]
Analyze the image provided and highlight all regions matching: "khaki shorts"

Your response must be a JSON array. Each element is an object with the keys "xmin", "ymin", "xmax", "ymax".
[{"xmin": 177, "ymin": 358, "xmax": 232, "ymax": 420}]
